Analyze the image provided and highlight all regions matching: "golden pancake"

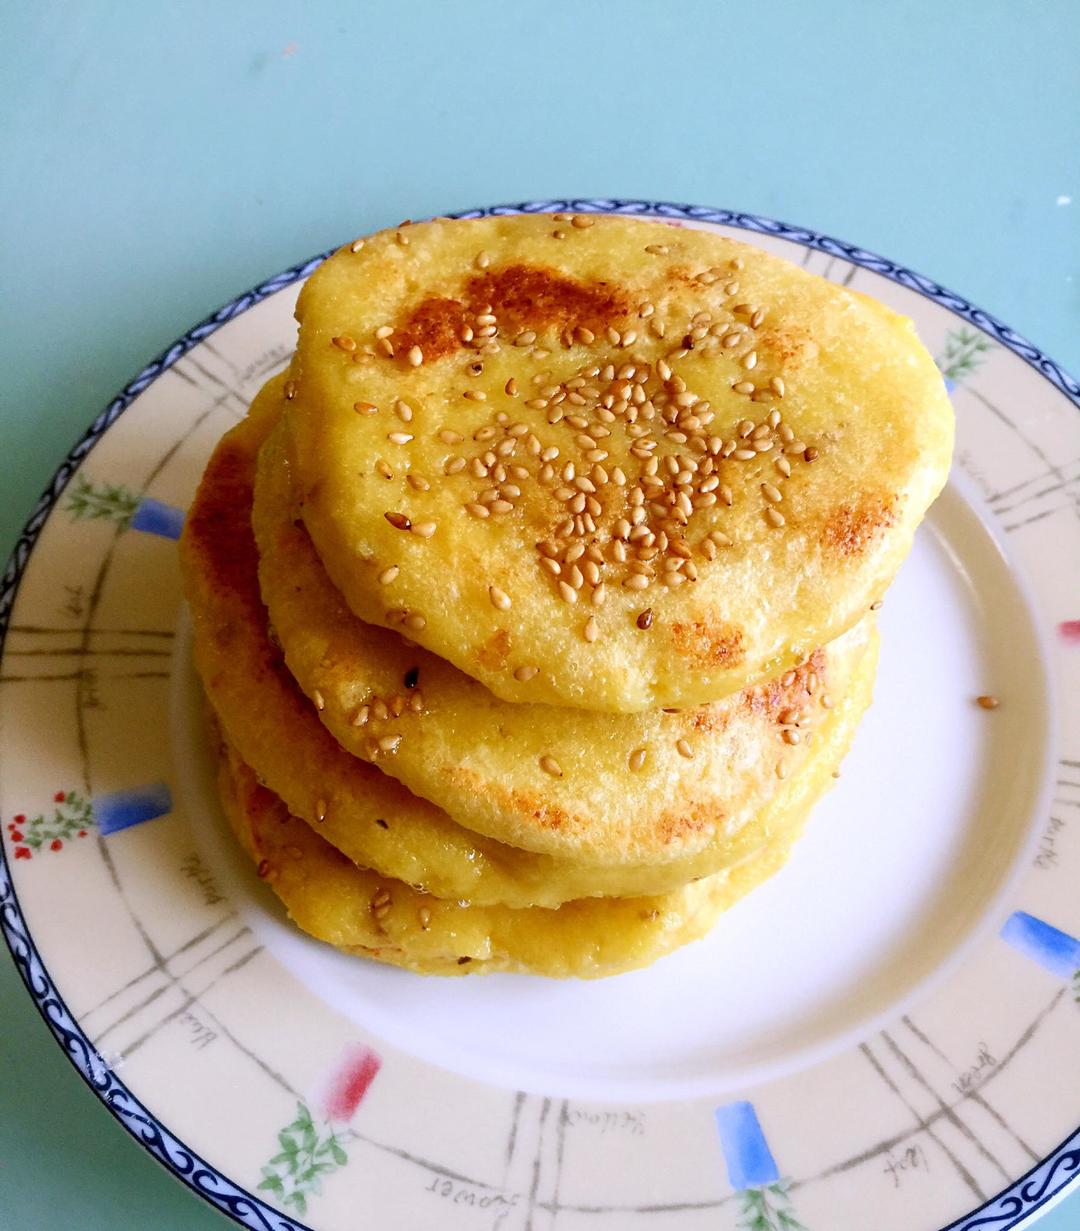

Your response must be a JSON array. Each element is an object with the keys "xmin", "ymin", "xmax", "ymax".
[
  {"xmin": 180, "ymin": 380, "xmax": 877, "ymax": 906},
  {"xmin": 255, "ymin": 413, "xmax": 873, "ymax": 862},
  {"xmin": 215, "ymin": 737, "xmax": 797, "ymax": 978},
  {"xmin": 284, "ymin": 213, "xmax": 950, "ymax": 711}
]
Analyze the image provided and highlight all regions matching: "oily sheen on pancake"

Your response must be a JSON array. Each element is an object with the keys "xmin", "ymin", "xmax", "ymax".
[
  {"xmin": 284, "ymin": 213, "xmax": 951, "ymax": 712},
  {"xmin": 255, "ymin": 414, "xmax": 873, "ymax": 863},
  {"xmin": 180, "ymin": 378, "xmax": 877, "ymax": 907},
  {"xmin": 215, "ymin": 737, "xmax": 797, "ymax": 978}
]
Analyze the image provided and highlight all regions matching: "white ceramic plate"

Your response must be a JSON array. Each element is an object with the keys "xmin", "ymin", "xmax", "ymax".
[{"xmin": 3, "ymin": 200, "xmax": 1079, "ymax": 1231}]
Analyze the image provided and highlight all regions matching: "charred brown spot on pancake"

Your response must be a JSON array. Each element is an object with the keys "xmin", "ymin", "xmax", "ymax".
[
  {"xmin": 822, "ymin": 494, "xmax": 896, "ymax": 557},
  {"xmin": 652, "ymin": 803, "xmax": 720, "ymax": 846},
  {"xmin": 390, "ymin": 263, "xmax": 632, "ymax": 361},
  {"xmin": 389, "ymin": 296, "xmax": 467, "ymax": 363},
  {"xmin": 669, "ymin": 621, "xmax": 745, "ymax": 670},
  {"xmin": 738, "ymin": 647, "xmax": 828, "ymax": 724},
  {"xmin": 183, "ymin": 435, "xmax": 264, "ymax": 613},
  {"xmin": 756, "ymin": 325, "xmax": 820, "ymax": 372},
  {"xmin": 468, "ymin": 264, "xmax": 631, "ymax": 334},
  {"xmin": 474, "ymin": 628, "xmax": 512, "ymax": 670}
]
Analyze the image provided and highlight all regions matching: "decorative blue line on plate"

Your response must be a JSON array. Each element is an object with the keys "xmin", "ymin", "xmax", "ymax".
[
  {"xmin": 93, "ymin": 783, "xmax": 173, "ymax": 836},
  {"xmin": 714, "ymin": 1100, "xmax": 780, "ymax": 1190},
  {"xmin": 1000, "ymin": 911, "xmax": 1080, "ymax": 980},
  {"xmin": 129, "ymin": 498, "xmax": 185, "ymax": 540}
]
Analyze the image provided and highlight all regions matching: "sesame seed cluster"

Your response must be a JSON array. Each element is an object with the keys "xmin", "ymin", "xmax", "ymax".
[{"xmin": 181, "ymin": 213, "xmax": 950, "ymax": 975}]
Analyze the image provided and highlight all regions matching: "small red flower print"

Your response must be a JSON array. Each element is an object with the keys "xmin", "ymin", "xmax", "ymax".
[
  {"xmin": 14, "ymin": 848, "xmax": 30, "ymax": 860},
  {"xmin": 78, "ymin": 830, "xmax": 88, "ymax": 838},
  {"xmin": 50, "ymin": 839, "xmax": 63, "ymax": 852},
  {"xmin": 10, "ymin": 832, "xmax": 23, "ymax": 843},
  {"xmin": 1060, "ymin": 620, "xmax": 1080, "ymax": 644},
  {"xmin": 54, "ymin": 791, "xmax": 66, "ymax": 803},
  {"xmin": 13, "ymin": 814, "xmax": 25, "ymax": 824}
]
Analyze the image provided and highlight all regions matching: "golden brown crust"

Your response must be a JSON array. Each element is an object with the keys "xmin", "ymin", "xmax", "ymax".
[
  {"xmin": 215, "ymin": 735, "xmax": 804, "ymax": 979},
  {"xmin": 254, "ymin": 407, "xmax": 875, "ymax": 863},
  {"xmin": 181, "ymin": 379, "xmax": 877, "ymax": 903},
  {"xmin": 287, "ymin": 214, "xmax": 952, "ymax": 712}
]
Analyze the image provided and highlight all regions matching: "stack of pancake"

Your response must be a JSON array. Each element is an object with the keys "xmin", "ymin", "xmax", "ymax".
[{"xmin": 180, "ymin": 214, "xmax": 952, "ymax": 977}]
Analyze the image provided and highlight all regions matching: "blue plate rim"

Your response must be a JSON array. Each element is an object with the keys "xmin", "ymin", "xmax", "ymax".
[{"xmin": 1, "ymin": 198, "xmax": 1077, "ymax": 1231}]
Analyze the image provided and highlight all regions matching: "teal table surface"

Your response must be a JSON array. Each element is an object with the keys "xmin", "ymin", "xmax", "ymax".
[{"xmin": 2, "ymin": 3, "xmax": 1077, "ymax": 1228}]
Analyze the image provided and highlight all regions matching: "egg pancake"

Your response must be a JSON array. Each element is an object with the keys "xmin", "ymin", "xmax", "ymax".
[
  {"xmin": 256, "ymin": 410, "xmax": 873, "ymax": 863},
  {"xmin": 215, "ymin": 736, "xmax": 797, "ymax": 978},
  {"xmin": 284, "ymin": 213, "xmax": 950, "ymax": 711},
  {"xmin": 180, "ymin": 380, "xmax": 877, "ymax": 906}
]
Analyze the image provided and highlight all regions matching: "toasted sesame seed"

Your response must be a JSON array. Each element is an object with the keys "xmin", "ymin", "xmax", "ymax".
[
  {"xmin": 558, "ymin": 580, "xmax": 577, "ymax": 603},
  {"xmin": 387, "ymin": 431, "xmax": 413, "ymax": 445},
  {"xmin": 377, "ymin": 338, "xmax": 395, "ymax": 358},
  {"xmin": 514, "ymin": 665, "xmax": 539, "ymax": 681},
  {"xmin": 624, "ymin": 574, "xmax": 650, "ymax": 591},
  {"xmin": 676, "ymin": 738, "xmax": 694, "ymax": 759},
  {"xmin": 765, "ymin": 507, "xmax": 786, "ymax": 528},
  {"xmin": 732, "ymin": 448, "xmax": 757, "ymax": 461},
  {"xmin": 750, "ymin": 308, "xmax": 766, "ymax": 328},
  {"xmin": 352, "ymin": 704, "xmax": 370, "ymax": 727},
  {"xmin": 628, "ymin": 746, "xmax": 648, "ymax": 771},
  {"xmin": 411, "ymin": 521, "xmax": 437, "ymax": 538},
  {"xmin": 775, "ymin": 456, "xmax": 792, "ymax": 477},
  {"xmin": 540, "ymin": 754, "xmax": 563, "ymax": 778},
  {"xmin": 784, "ymin": 441, "xmax": 808, "ymax": 455},
  {"xmin": 403, "ymin": 613, "xmax": 426, "ymax": 630},
  {"xmin": 378, "ymin": 565, "xmax": 400, "ymax": 586},
  {"xmin": 644, "ymin": 243, "xmax": 669, "ymax": 255},
  {"xmin": 475, "ymin": 250, "xmax": 491, "ymax": 269},
  {"xmin": 733, "ymin": 381, "xmax": 756, "ymax": 395},
  {"xmin": 378, "ymin": 734, "xmax": 402, "ymax": 753},
  {"xmin": 490, "ymin": 499, "xmax": 514, "ymax": 514},
  {"xmin": 804, "ymin": 446, "xmax": 819, "ymax": 462},
  {"xmin": 332, "ymin": 335, "xmax": 357, "ymax": 352},
  {"xmin": 782, "ymin": 729, "xmax": 801, "ymax": 746},
  {"xmin": 350, "ymin": 238, "xmax": 365, "ymax": 253},
  {"xmin": 583, "ymin": 617, "xmax": 599, "ymax": 642},
  {"xmin": 776, "ymin": 762, "xmax": 788, "ymax": 780},
  {"xmin": 284, "ymin": 379, "xmax": 298, "ymax": 400},
  {"xmin": 407, "ymin": 345, "xmax": 423, "ymax": 367},
  {"xmin": 571, "ymin": 214, "xmax": 594, "ymax": 228},
  {"xmin": 418, "ymin": 907, "xmax": 432, "ymax": 929},
  {"xmin": 761, "ymin": 482, "xmax": 783, "ymax": 504},
  {"xmin": 489, "ymin": 585, "xmax": 512, "ymax": 611},
  {"xmin": 821, "ymin": 693, "xmax": 835, "ymax": 709},
  {"xmin": 741, "ymin": 350, "xmax": 759, "ymax": 370},
  {"xmin": 770, "ymin": 376, "xmax": 786, "ymax": 397},
  {"xmin": 636, "ymin": 608, "xmax": 654, "ymax": 630},
  {"xmin": 354, "ymin": 401, "xmax": 378, "ymax": 416},
  {"xmin": 977, "ymin": 694, "xmax": 1000, "ymax": 710},
  {"xmin": 591, "ymin": 582, "xmax": 607, "ymax": 607},
  {"xmin": 385, "ymin": 512, "xmax": 411, "ymax": 530}
]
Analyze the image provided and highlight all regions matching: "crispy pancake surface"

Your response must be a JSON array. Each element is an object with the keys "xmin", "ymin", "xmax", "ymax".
[
  {"xmin": 180, "ymin": 378, "xmax": 877, "ymax": 906},
  {"xmin": 215, "ymin": 737, "xmax": 794, "ymax": 978},
  {"xmin": 285, "ymin": 213, "xmax": 951, "ymax": 711},
  {"xmin": 255, "ymin": 415, "xmax": 872, "ymax": 862}
]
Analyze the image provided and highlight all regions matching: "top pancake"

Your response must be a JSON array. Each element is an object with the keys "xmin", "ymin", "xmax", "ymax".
[{"xmin": 285, "ymin": 213, "xmax": 952, "ymax": 711}]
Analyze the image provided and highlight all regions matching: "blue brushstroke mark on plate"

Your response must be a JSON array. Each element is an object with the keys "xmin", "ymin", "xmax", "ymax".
[
  {"xmin": 944, "ymin": 377, "xmax": 956, "ymax": 395},
  {"xmin": 715, "ymin": 1100, "xmax": 780, "ymax": 1190},
  {"xmin": 130, "ymin": 498, "xmax": 185, "ymax": 540},
  {"xmin": 1001, "ymin": 911, "xmax": 1080, "ymax": 980},
  {"xmin": 94, "ymin": 783, "xmax": 173, "ymax": 836}
]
